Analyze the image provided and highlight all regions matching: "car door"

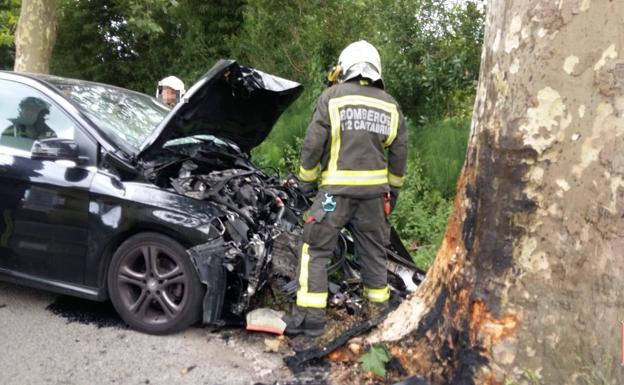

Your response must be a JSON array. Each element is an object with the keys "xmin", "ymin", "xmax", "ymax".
[{"xmin": 0, "ymin": 78, "xmax": 98, "ymax": 285}]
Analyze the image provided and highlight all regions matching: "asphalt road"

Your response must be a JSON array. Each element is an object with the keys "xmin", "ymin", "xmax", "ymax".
[{"xmin": 0, "ymin": 281, "xmax": 295, "ymax": 385}]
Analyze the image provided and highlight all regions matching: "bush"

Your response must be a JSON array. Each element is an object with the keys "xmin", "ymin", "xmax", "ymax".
[{"xmin": 389, "ymin": 158, "xmax": 452, "ymax": 270}]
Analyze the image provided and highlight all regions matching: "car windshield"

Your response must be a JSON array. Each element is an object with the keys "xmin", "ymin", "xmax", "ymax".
[{"xmin": 50, "ymin": 80, "xmax": 169, "ymax": 149}]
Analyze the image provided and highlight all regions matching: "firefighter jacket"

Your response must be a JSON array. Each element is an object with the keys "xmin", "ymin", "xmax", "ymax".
[{"xmin": 298, "ymin": 81, "xmax": 408, "ymax": 197}]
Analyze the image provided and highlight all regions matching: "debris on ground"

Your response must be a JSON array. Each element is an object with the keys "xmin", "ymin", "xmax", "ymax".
[
  {"xmin": 283, "ymin": 305, "xmax": 392, "ymax": 373},
  {"xmin": 263, "ymin": 336, "xmax": 286, "ymax": 353},
  {"xmin": 179, "ymin": 365, "xmax": 197, "ymax": 376},
  {"xmin": 327, "ymin": 347, "xmax": 356, "ymax": 363},
  {"xmin": 390, "ymin": 375, "xmax": 430, "ymax": 385},
  {"xmin": 246, "ymin": 308, "xmax": 287, "ymax": 335},
  {"xmin": 348, "ymin": 342, "xmax": 362, "ymax": 355}
]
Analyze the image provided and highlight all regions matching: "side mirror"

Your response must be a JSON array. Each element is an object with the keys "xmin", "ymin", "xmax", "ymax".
[
  {"xmin": 103, "ymin": 150, "xmax": 138, "ymax": 177},
  {"xmin": 31, "ymin": 138, "xmax": 87, "ymax": 163}
]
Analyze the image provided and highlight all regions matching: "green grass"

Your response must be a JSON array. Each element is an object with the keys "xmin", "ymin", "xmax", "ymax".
[
  {"xmin": 251, "ymin": 91, "xmax": 316, "ymax": 175},
  {"xmin": 411, "ymin": 116, "xmax": 470, "ymax": 198}
]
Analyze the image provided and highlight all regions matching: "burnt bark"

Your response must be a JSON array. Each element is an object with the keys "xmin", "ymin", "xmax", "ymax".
[
  {"xmin": 345, "ymin": 1, "xmax": 624, "ymax": 384},
  {"xmin": 14, "ymin": 0, "xmax": 57, "ymax": 73}
]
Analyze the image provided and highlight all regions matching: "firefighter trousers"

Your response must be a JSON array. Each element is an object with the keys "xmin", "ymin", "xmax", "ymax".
[{"xmin": 295, "ymin": 192, "xmax": 390, "ymax": 320}]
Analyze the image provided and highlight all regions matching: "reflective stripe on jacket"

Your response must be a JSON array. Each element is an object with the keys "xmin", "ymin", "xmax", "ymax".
[{"xmin": 298, "ymin": 81, "xmax": 407, "ymax": 196}]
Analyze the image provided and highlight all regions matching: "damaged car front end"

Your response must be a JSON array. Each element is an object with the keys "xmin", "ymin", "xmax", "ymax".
[{"xmin": 135, "ymin": 60, "xmax": 424, "ymax": 328}]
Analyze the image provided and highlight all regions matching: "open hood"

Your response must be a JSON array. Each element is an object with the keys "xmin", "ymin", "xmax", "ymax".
[{"xmin": 138, "ymin": 60, "xmax": 303, "ymax": 158}]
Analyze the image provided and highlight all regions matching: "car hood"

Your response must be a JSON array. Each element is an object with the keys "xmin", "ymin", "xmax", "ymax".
[{"xmin": 138, "ymin": 60, "xmax": 303, "ymax": 158}]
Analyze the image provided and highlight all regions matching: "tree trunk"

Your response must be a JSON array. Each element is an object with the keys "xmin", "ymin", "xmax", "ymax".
[
  {"xmin": 350, "ymin": 1, "xmax": 624, "ymax": 384},
  {"xmin": 14, "ymin": 0, "xmax": 57, "ymax": 73}
]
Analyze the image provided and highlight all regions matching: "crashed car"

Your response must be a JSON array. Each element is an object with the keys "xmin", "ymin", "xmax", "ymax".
[{"xmin": 0, "ymin": 60, "xmax": 422, "ymax": 335}]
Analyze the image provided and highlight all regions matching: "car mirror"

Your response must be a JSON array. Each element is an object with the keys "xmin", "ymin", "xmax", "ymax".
[
  {"xmin": 103, "ymin": 150, "xmax": 138, "ymax": 177},
  {"xmin": 31, "ymin": 138, "xmax": 88, "ymax": 163}
]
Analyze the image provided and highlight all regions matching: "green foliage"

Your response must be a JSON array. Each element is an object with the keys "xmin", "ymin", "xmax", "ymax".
[
  {"xmin": 359, "ymin": 343, "xmax": 392, "ymax": 377},
  {"xmin": 0, "ymin": 0, "xmax": 20, "ymax": 70},
  {"xmin": 50, "ymin": 0, "xmax": 244, "ymax": 93},
  {"xmin": 389, "ymin": 158, "xmax": 452, "ymax": 270},
  {"xmin": 412, "ymin": 116, "xmax": 471, "ymax": 198},
  {"xmin": 251, "ymin": 96, "xmax": 315, "ymax": 176},
  {"xmin": 377, "ymin": 0, "xmax": 484, "ymax": 121},
  {"xmin": 230, "ymin": 0, "xmax": 380, "ymax": 90}
]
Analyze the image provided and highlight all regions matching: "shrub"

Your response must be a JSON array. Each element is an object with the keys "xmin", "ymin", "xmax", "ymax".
[{"xmin": 389, "ymin": 157, "xmax": 452, "ymax": 270}]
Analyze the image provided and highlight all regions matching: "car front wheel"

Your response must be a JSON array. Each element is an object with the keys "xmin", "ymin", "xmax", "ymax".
[{"xmin": 107, "ymin": 232, "xmax": 203, "ymax": 334}]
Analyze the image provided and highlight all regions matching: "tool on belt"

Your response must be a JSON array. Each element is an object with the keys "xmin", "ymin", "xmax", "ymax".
[
  {"xmin": 384, "ymin": 192, "xmax": 391, "ymax": 216},
  {"xmin": 322, "ymin": 192, "xmax": 337, "ymax": 212}
]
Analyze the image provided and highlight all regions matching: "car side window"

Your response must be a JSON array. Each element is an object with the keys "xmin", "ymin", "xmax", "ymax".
[{"xmin": 0, "ymin": 79, "xmax": 78, "ymax": 154}]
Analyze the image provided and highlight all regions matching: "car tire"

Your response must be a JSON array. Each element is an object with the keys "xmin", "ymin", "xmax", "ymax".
[{"xmin": 107, "ymin": 232, "xmax": 203, "ymax": 335}]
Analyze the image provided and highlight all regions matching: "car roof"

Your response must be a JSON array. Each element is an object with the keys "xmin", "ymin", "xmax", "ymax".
[{"xmin": 0, "ymin": 71, "xmax": 151, "ymax": 99}]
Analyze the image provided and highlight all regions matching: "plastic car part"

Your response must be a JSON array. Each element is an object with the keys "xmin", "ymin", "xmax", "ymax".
[{"xmin": 187, "ymin": 239, "xmax": 229, "ymax": 325}]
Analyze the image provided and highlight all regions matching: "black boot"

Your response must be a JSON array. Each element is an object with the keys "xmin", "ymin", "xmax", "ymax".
[
  {"xmin": 282, "ymin": 307, "xmax": 325, "ymax": 337},
  {"xmin": 363, "ymin": 301, "xmax": 390, "ymax": 321}
]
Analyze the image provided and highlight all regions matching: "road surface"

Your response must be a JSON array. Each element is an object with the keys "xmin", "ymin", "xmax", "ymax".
[{"xmin": 0, "ymin": 281, "xmax": 300, "ymax": 385}]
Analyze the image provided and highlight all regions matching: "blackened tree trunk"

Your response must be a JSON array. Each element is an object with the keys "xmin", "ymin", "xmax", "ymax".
[
  {"xmin": 353, "ymin": 1, "xmax": 624, "ymax": 384},
  {"xmin": 14, "ymin": 0, "xmax": 57, "ymax": 73}
]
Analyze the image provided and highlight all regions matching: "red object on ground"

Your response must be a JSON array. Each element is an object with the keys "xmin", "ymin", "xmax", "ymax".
[{"xmin": 246, "ymin": 325, "xmax": 285, "ymax": 335}]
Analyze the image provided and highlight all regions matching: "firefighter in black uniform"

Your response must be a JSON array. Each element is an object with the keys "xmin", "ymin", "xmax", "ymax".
[{"xmin": 283, "ymin": 40, "xmax": 408, "ymax": 336}]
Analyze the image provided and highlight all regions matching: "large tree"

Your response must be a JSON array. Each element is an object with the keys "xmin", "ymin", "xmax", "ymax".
[
  {"xmin": 336, "ymin": 0, "xmax": 624, "ymax": 383},
  {"xmin": 13, "ymin": 0, "xmax": 56, "ymax": 73}
]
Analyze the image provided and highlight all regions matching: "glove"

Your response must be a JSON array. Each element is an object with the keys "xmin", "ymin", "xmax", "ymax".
[
  {"xmin": 300, "ymin": 181, "xmax": 318, "ymax": 198},
  {"xmin": 389, "ymin": 187, "xmax": 400, "ymax": 211}
]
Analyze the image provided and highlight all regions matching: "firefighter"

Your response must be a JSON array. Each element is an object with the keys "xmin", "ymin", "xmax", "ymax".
[
  {"xmin": 283, "ymin": 40, "xmax": 408, "ymax": 336},
  {"xmin": 156, "ymin": 75, "xmax": 185, "ymax": 107}
]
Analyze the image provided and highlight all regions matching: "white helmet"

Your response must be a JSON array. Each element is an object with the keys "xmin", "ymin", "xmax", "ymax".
[
  {"xmin": 337, "ymin": 40, "xmax": 382, "ymax": 84},
  {"xmin": 156, "ymin": 75, "xmax": 185, "ymax": 98}
]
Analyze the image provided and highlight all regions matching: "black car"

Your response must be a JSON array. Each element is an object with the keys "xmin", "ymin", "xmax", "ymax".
[
  {"xmin": 0, "ymin": 60, "xmax": 422, "ymax": 335},
  {"xmin": 0, "ymin": 60, "xmax": 313, "ymax": 334}
]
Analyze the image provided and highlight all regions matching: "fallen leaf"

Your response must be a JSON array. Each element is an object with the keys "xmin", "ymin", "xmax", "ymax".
[
  {"xmin": 328, "ymin": 347, "xmax": 354, "ymax": 362},
  {"xmin": 359, "ymin": 343, "xmax": 392, "ymax": 377}
]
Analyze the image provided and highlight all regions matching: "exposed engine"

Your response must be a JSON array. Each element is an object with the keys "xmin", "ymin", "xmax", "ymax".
[
  {"xmin": 142, "ymin": 137, "xmax": 424, "ymax": 325},
  {"xmin": 142, "ymin": 138, "xmax": 309, "ymax": 322},
  {"xmin": 170, "ymin": 164, "xmax": 307, "ymax": 319}
]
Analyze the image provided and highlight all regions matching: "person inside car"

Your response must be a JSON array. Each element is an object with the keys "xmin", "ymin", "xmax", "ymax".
[{"xmin": 2, "ymin": 96, "xmax": 57, "ymax": 141}]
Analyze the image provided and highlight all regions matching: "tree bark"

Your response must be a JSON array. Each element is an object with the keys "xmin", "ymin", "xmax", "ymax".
[
  {"xmin": 14, "ymin": 0, "xmax": 57, "ymax": 73},
  {"xmin": 345, "ymin": 1, "xmax": 624, "ymax": 384}
]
